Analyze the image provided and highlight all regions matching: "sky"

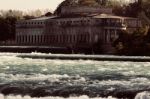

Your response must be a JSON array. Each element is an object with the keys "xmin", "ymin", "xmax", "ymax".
[{"xmin": 0, "ymin": 0, "xmax": 64, "ymax": 11}]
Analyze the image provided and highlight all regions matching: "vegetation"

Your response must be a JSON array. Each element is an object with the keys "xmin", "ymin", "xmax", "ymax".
[
  {"xmin": 0, "ymin": 9, "xmax": 52, "ymax": 41},
  {"xmin": 113, "ymin": 29, "xmax": 148, "ymax": 55},
  {"xmin": 112, "ymin": 0, "xmax": 150, "ymax": 55},
  {"xmin": 54, "ymin": 0, "xmax": 129, "ymax": 15}
]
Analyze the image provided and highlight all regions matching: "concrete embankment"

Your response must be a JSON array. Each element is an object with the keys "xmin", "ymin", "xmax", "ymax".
[
  {"xmin": 0, "ymin": 46, "xmax": 70, "ymax": 53},
  {"xmin": 1, "ymin": 46, "xmax": 150, "ymax": 62},
  {"xmin": 17, "ymin": 54, "xmax": 150, "ymax": 62}
]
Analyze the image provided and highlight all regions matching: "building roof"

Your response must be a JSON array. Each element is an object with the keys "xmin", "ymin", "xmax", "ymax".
[
  {"xmin": 48, "ymin": 14, "xmax": 126, "ymax": 20},
  {"xmin": 92, "ymin": 14, "xmax": 140, "ymax": 20},
  {"xmin": 92, "ymin": 14, "xmax": 124, "ymax": 19},
  {"xmin": 30, "ymin": 16, "xmax": 57, "ymax": 21},
  {"xmin": 16, "ymin": 16, "xmax": 57, "ymax": 24}
]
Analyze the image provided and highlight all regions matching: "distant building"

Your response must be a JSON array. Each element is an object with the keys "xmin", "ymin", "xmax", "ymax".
[
  {"xmin": 16, "ymin": 3, "xmax": 141, "ymax": 54},
  {"xmin": 16, "ymin": 17, "xmax": 54, "ymax": 45}
]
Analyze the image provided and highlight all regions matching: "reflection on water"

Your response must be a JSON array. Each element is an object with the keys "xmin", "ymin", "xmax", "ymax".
[{"xmin": 0, "ymin": 53, "xmax": 149, "ymax": 99}]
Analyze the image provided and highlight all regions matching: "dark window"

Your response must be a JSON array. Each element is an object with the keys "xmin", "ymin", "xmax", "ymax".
[
  {"xmin": 63, "ymin": 35, "xmax": 65, "ymax": 43},
  {"xmin": 74, "ymin": 35, "xmax": 76, "ymax": 43},
  {"xmin": 32, "ymin": 35, "xmax": 34, "ymax": 43},
  {"xmin": 48, "ymin": 35, "xmax": 50, "ymax": 43},
  {"xmin": 28, "ymin": 35, "xmax": 30, "ymax": 43}
]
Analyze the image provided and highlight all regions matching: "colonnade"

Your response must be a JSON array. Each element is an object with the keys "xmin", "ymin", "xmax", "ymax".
[{"xmin": 16, "ymin": 34, "xmax": 91, "ymax": 45}]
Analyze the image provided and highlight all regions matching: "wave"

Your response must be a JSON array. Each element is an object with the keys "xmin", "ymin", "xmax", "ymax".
[
  {"xmin": 0, "ymin": 94, "xmax": 116, "ymax": 99},
  {"xmin": 0, "ymin": 87, "xmax": 149, "ymax": 99},
  {"xmin": 0, "ymin": 52, "xmax": 149, "ymax": 58},
  {"xmin": 1, "ymin": 73, "xmax": 150, "ymax": 87},
  {"xmin": 0, "ymin": 73, "xmax": 86, "ymax": 83},
  {"xmin": 135, "ymin": 91, "xmax": 150, "ymax": 99},
  {"xmin": 0, "ymin": 73, "xmax": 150, "ymax": 98},
  {"xmin": 0, "ymin": 53, "xmax": 150, "ymax": 98}
]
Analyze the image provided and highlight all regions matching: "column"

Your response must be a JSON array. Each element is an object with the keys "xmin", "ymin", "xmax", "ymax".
[{"xmin": 107, "ymin": 29, "xmax": 110, "ymax": 43}]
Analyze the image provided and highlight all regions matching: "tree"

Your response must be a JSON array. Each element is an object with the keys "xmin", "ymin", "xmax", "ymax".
[
  {"xmin": 114, "ymin": 28, "xmax": 149, "ymax": 55},
  {"xmin": 54, "ymin": 0, "xmax": 69, "ymax": 15},
  {"xmin": 5, "ymin": 16, "xmax": 18, "ymax": 40},
  {"xmin": 45, "ymin": 12, "xmax": 52, "ymax": 17},
  {"xmin": 23, "ymin": 15, "xmax": 35, "ymax": 20},
  {"xmin": 0, "ymin": 10, "xmax": 23, "ymax": 19},
  {"xmin": 96, "ymin": 0, "xmax": 108, "ymax": 5},
  {"xmin": 142, "ymin": 0, "xmax": 150, "ymax": 18},
  {"xmin": 0, "ymin": 17, "xmax": 10, "ymax": 41}
]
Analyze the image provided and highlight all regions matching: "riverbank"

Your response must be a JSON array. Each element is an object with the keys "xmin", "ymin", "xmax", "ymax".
[
  {"xmin": 0, "ymin": 46, "xmax": 150, "ymax": 62},
  {"xmin": 0, "ymin": 45, "xmax": 101, "ymax": 54},
  {"xmin": 0, "ymin": 46, "xmax": 71, "ymax": 53}
]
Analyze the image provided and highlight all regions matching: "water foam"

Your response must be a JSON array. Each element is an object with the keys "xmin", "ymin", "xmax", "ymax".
[
  {"xmin": 0, "ymin": 53, "xmax": 150, "ymax": 98},
  {"xmin": 135, "ymin": 91, "xmax": 150, "ymax": 99},
  {"xmin": 0, "ymin": 73, "xmax": 69, "ymax": 82},
  {"xmin": 0, "ymin": 73, "xmax": 88, "ymax": 85},
  {"xmin": 0, "ymin": 94, "xmax": 116, "ymax": 99}
]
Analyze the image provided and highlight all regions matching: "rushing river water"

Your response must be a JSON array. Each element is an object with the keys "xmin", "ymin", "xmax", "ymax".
[{"xmin": 0, "ymin": 53, "xmax": 150, "ymax": 99}]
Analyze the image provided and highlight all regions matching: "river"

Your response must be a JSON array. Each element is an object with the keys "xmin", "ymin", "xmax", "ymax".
[{"xmin": 0, "ymin": 52, "xmax": 149, "ymax": 99}]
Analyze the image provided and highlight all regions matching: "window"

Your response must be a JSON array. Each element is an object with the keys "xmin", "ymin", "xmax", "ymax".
[
  {"xmin": 66, "ymin": 35, "xmax": 68, "ymax": 43},
  {"xmin": 48, "ymin": 35, "xmax": 50, "ymax": 43},
  {"xmin": 32, "ymin": 35, "xmax": 34, "ymax": 43},
  {"xmin": 63, "ymin": 35, "xmax": 65, "ymax": 43},
  {"xmin": 86, "ymin": 34, "xmax": 89, "ymax": 43},
  {"xmin": 28, "ymin": 35, "xmax": 30, "ymax": 43},
  {"xmin": 22, "ymin": 36, "xmax": 24, "ymax": 43},
  {"xmin": 55, "ymin": 35, "xmax": 57, "ymax": 43},
  {"xmin": 25, "ymin": 35, "xmax": 27, "ymax": 43},
  {"xmin": 73, "ymin": 35, "xmax": 76, "ymax": 43},
  {"xmin": 68, "ymin": 35, "xmax": 70, "ymax": 43}
]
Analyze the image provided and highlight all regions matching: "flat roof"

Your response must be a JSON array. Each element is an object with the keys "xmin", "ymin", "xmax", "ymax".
[
  {"xmin": 93, "ymin": 14, "xmax": 124, "ymax": 19},
  {"xmin": 30, "ymin": 16, "xmax": 57, "ymax": 21},
  {"xmin": 93, "ymin": 14, "xmax": 139, "ymax": 20},
  {"xmin": 17, "ymin": 16, "xmax": 57, "ymax": 23}
]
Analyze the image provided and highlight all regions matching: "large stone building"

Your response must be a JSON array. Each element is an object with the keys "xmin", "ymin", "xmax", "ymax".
[{"xmin": 16, "ymin": 0, "xmax": 141, "ymax": 54}]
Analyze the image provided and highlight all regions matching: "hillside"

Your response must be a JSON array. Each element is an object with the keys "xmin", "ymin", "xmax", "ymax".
[{"xmin": 54, "ymin": 0, "xmax": 108, "ymax": 15}]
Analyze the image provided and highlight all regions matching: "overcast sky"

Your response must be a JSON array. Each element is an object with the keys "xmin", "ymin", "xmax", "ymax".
[{"xmin": 0, "ymin": 0, "xmax": 64, "ymax": 11}]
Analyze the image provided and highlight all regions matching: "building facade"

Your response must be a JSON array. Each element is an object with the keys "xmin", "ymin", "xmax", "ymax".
[{"xmin": 16, "ymin": 5, "xmax": 141, "ymax": 54}]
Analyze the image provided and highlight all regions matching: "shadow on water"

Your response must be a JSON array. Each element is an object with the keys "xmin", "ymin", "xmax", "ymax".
[
  {"xmin": 85, "ymin": 72, "xmax": 150, "ymax": 81},
  {"xmin": 0, "ymin": 83, "xmax": 150, "ymax": 99}
]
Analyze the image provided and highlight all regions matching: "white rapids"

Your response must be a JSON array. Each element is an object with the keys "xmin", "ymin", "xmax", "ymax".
[
  {"xmin": 0, "ymin": 52, "xmax": 149, "ymax": 99},
  {"xmin": 0, "ymin": 94, "xmax": 116, "ymax": 99}
]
